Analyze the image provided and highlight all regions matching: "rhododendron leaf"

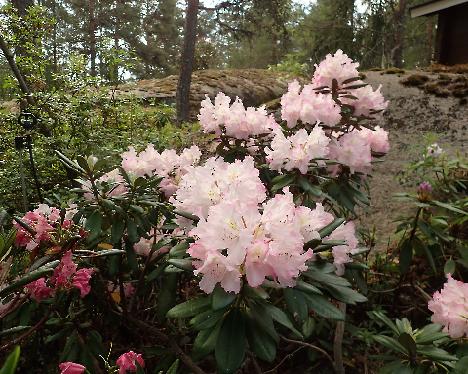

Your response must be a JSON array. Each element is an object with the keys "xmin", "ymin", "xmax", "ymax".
[
  {"xmin": 173, "ymin": 210, "xmax": 199, "ymax": 223},
  {"xmin": 12, "ymin": 216, "xmax": 36, "ymax": 235},
  {"xmin": 304, "ymin": 269, "xmax": 350, "ymax": 287},
  {"xmin": 242, "ymin": 286, "xmax": 269, "ymax": 300},
  {"xmin": 215, "ymin": 309, "xmax": 246, "ymax": 374},
  {"xmin": 271, "ymin": 174, "xmax": 296, "ymax": 192},
  {"xmin": 169, "ymin": 241, "xmax": 190, "ymax": 257},
  {"xmin": 284, "ymin": 288, "xmax": 308, "ymax": 323},
  {"xmin": 302, "ymin": 317, "xmax": 316, "ymax": 338},
  {"xmin": 302, "ymin": 293, "xmax": 345, "ymax": 320},
  {"xmin": 247, "ymin": 303, "xmax": 278, "ymax": 343},
  {"xmin": 297, "ymin": 176, "xmax": 322, "ymax": 197},
  {"xmin": 212, "ymin": 286, "xmax": 236, "ymax": 310},
  {"xmin": 164, "ymin": 265, "xmax": 184, "ymax": 273},
  {"xmin": 321, "ymin": 284, "xmax": 367, "ymax": 305},
  {"xmin": 368, "ymin": 311, "xmax": 399, "ymax": 335},
  {"xmin": 397, "ymin": 332, "xmax": 417, "ymax": 359},
  {"xmin": 166, "ymin": 359, "xmax": 179, "ymax": 374},
  {"xmin": 0, "ymin": 346, "xmax": 20, "ymax": 374},
  {"xmin": 454, "ymin": 356, "xmax": 468, "ymax": 373},
  {"xmin": 192, "ymin": 321, "xmax": 221, "ymax": 360},
  {"xmin": 342, "ymin": 83, "xmax": 368, "ymax": 90},
  {"xmin": 246, "ymin": 318, "xmax": 277, "ymax": 362},
  {"xmin": 76, "ymin": 156, "xmax": 91, "ymax": 173},
  {"xmin": 0, "ymin": 260, "xmax": 59, "ymax": 298},
  {"xmin": 167, "ymin": 258, "xmax": 193, "ymax": 271},
  {"xmin": 126, "ymin": 218, "xmax": 139, "ymax": 244},
  {"xmin": 318, "ymin": 218, "xmax": 346, "ymax": 238},
  {"xmin": 0, "ymin": 326, "xmax": 31, "ymax": 337},
  {"xmin": 342, "ymin": 76, "xmax": 362, "ymax": 85},
  {"xmin": 414, "ymin": 324, "xmax": 448, "ymax": 344},
  {"xmin": 111, "ymin": 219, "xmax": 126, "ymax": 244},
  {"xmin": 157, "ymin": 273, "xmax": 178, "ymax": 321},
  {"xmin": 264, "ymin": 304, "xmax": 303, "ymax": 338},
  {"xmin": 373, "ymin": 335, "xmax": 407, "ymax": 355},
  {"xmin": 190, "ymin": 308, "xmax": 226, "ymax": 330},
  {"xmin": 56, "ymin": 151, "xmax": 85, "ymax": 173},
  {"xmin": 166, "ymin": 297, "xmax": 211, "ymax": 318},
  {"xmin": 432, "ymin": 200, "xmax": 468, "ymax": 215},
  {"xmin": 146, "ymin": 264, "xmax": 166, "ymax": 282},
  {"xmin": 60, "ymin": 331, "xmax": 79, "ymax": 362},
  {"xmin": 295, "ymin": 280, "xmax": 323, "ymax": 295},
  {"xmin": 379, "ymin": 361, "xmax": 412, "ymax": 374},
  {"xmin": 399, "ymin": 239, "xmax": 413, "ymax": 275},
  {"xmin": 417, "ymin": 346, "xmax": 457, "ymax": 362},
  {"xmin": 85, "ymin": 210, "xmax": 102, "ymax": 242},
  {"xmin": 444, "ymin": 259, "xmax": 456, "ymax": 275}
]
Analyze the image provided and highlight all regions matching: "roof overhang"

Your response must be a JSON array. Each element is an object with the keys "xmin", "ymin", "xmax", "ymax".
[{"xmin": 410, "ymin": 0, "xmax": 468, "ymax": 17}]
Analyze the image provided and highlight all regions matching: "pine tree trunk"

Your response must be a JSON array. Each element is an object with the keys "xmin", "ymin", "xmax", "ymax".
[
  {"xmin": 88, "ymin": 0, "xmax": 97, "ymax": 77},
  {"xmin": 392, "ymin": 0, "xmax": 406, "ymax": 68},
  {"xmin": 176, "ymin": 0, "xmax": 199, "ymax": 124},
  {"xmin": 11, "ymin": 0, "xmax": 34, "ymax": 16}
]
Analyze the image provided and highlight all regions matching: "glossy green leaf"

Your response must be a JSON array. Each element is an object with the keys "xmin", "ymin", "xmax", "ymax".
[
  {"xmin": 166, "ymin": 297, "xmax": 210, "ymax": 319},
  {"xmin": 0, "ymin": 346, "xmax": 20, "ymax": 374},
  {"xmin": 212, "ymin": 286, "xmax": 236, "ymax": 310},
  {"xmin": 215, "ymin": 309, "xmax": 246, "ymax": 374},
  {"xmin": 302, "ymin": 293, "xmax": 345, "ymax": 320}
]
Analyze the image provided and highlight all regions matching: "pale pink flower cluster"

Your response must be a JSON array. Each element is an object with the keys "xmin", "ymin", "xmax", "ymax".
[
  {"xmin": 198, "ymin": 92, "xmax": 278, "ymax": 139},
  {"xmin": 428, "ymin": 274, "xmax": 468, "ymax": 338},
  {"xmin": 326, "ymin": 222, "xmax": 359, "ymax": 275},
  {"xmin": 345, "ymin": 85, "xmax": 388, "ymax": 117},
  {"xmin": 26, "ymin": 251, "xmax": 94, "ymax": 301},
  {"xmin": 329, "ymin": 126, "xmax": 390, "ymax": 174},
  {"xmin": 14, "ymin": 204, "xmax": 72, "ymax": 251},
  {"xmin": 121, "ymin": 144, "xmax": 201, "ymax": 197},
  {"xmin": 281, "ymin": 81, "xmax": 341, "ymax": 128},
  {"xmin": 173, "ymin": 156, "xmax": 266, "ymax": 224},
  {"xmin": 312, "ymin": 49, "xmax": 360, "ymax": 88},
  {"xmin": 188, "ymin": 189, "xmax": 335, "ymax": 293},
  {"xmin": 116, "ymin": 351, "xmax": 145, "ymax": 374},
  {"xmin": 265, "ymin": 126, "xmax": 330, "ymax": 174}
]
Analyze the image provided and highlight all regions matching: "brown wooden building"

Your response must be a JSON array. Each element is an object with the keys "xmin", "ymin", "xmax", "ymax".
[{"xmin": 410, "ymin": 0, "xmax": 468, "ymax": 65}]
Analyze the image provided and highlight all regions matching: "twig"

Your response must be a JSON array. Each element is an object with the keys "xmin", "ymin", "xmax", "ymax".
[
  {"xmin": 333, "ymin": 302, "xmax": 346, "ymax": 374},
  {"xmin": 280, "ymin": 335, "xmax": 334, "ymax": 366},
  {"xmin": 263, "ymin": 347, "xmax": 304, "ymax": 374},
  {"xmin": 122, "ymin": 314, "xmax": 207, "ymax": 374}
]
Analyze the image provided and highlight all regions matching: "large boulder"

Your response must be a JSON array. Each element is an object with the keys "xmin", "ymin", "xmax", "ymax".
[{"xmin": 114, "ymin": 69, "xmax": 306, "ymax": 118}]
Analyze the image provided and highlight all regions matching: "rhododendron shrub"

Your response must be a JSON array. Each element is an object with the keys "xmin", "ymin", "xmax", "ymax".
[{"xmin": 1, "ymin": 51, "xmax": 395, "ymax": 373}]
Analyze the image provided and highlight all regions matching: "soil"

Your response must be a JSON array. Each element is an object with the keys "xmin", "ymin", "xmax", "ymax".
[{"xmin": 358, "ymin": 71, "xmax": 468, "ymax": 251}]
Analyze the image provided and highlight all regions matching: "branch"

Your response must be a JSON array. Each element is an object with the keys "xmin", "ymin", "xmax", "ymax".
[
  {"xmin": 333, "ymin": 302, "xmax": 346, "ymax": 374},
  {"xmin": 123, "ymin": 315, "xmax": 207, "ymax": 374},
  {"xmin": 280, "ymin": 335, "xmax": 334, "ymax": 366},
  {"xmin": 0, "ymin": 312, "xmax": 49, "ymax": 352}
]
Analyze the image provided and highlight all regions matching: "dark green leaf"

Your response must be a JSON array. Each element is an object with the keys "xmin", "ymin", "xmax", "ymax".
[
  {"xmin": 212, "ymin": 286, "xmax": 236, "ymax": 310},
  {"xmin": 215, "ymin": 310, "xmax": 246, "ymax": 374},
  {"xmin": 0, "ymin": 346, "xmax": 20, "ymax": 374},
  {"xmin": 166, "ymin": 297, "xmax": 210, "ymax": 319},
  {"xmin": 302, "ymin": 293, "xmax": 345, "ymax": 320},
  {"xmin": 399, "ymin": 238, "xmax": 413, "ymax": 274}
]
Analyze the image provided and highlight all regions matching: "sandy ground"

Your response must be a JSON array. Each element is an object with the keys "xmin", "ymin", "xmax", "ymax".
[{"xmin": 358, "ymin": 71, "xmax": 467, "ymax": 251}]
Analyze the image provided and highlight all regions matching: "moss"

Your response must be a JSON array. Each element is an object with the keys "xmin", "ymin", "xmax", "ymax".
[
  {"xmin": 424, "ymin": 82, "xmax": 450, "ymax": 97},
  {"xmin": 400, "ymin": 74, "xmax": 430, "ymax": 87},
  {"xmin": 382, "ymin": 67, "xmax": 405, "ymax": 75}
]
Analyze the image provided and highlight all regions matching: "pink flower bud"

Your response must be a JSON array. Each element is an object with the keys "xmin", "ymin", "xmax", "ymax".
[
  {"xmin": 116, "ymin": 351, "xmax": 145, "ymax": 374},
  {"xmin": 58, "ymin": 362, "xmax": 86, "ymax": 374}
]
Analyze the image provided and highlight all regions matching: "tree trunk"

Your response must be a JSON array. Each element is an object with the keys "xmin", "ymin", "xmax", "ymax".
[
  {"xmin": 0, "ymin": 35, "xmax": 35, "ymax": 106},
  {"xmin": 392, "ymin": 0, "xmax": 407, "ymax": 68},
  {"xmin": 11, "ymin": 0, "xmax": 34, "ymax": 16},
  {"xmin": 88, "ymin": 0, "xmax": 97, "ymax": 77},
  {"xmin": 176, "ymin": 0, "xmax": 199, "ymax": 124}
]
